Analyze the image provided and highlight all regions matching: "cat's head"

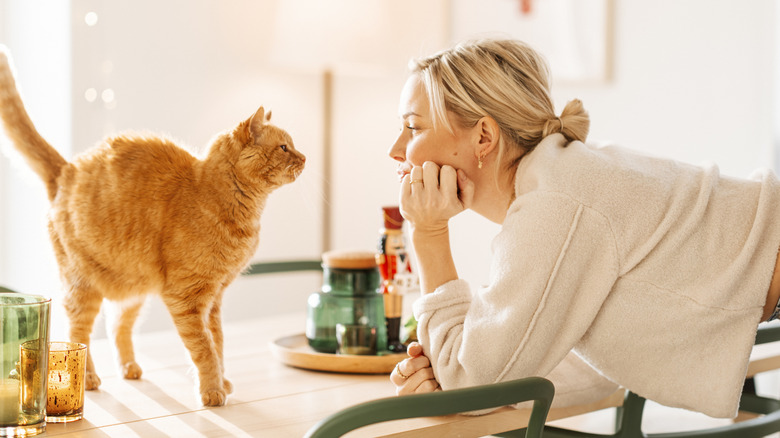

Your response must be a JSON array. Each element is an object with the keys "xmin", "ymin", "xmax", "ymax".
[
  {"xmin": 241, "ymin": 106, "xmax": 306, "ymax": 185},
  {"xmin": 236, "ymin": 107, "xmax": 306, "ymax": 186},
  {"xmin": 214, "ymin": 106, "xmax": 306, "ymax": 188}
]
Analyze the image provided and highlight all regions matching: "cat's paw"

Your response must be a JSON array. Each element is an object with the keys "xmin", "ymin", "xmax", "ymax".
[
  {"xmin": 121, "ymin": 362, "xmax": 143, "ymax": 380},
  {"xmin": 201, "ymin": 389, "xmax": 228, "ymax": 407},
  {"xmin": 223, "ymin": 378, "xmax": 234, "ymax": 394},
  {"xmin": 85, "ymin": 371, "xmax": 102, "ymax": 390}
]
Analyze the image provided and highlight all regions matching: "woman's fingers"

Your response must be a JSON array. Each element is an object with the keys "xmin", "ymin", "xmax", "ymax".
[
  {"xmin": 415, "ymin": 375, "xmax": 441, "ymax": 394},
  {"xmin": 410, "ymin": 165, "xmax": 424, "ymax": 186},
  {"xmin": 400, "ymin": 161, "xmax": 469, "ymax": 241},
  {"xmin": 406, "ymin": 342, "xmax": 423, "ymax": 358},
  {"xmin": 456, "ymin": 169, "xmax": 474, "ymax": 209},
  {"xmin": 390, "ymin": 359, "xmax": 412, "ymax": 386},
  {"xmin": 395, "ymin": 365, "xmax": 438, "ymax": 396},
  {"xmin": 391, "ymin": 354, "xmax": 432, "ymax": 384},
  {"xmin": 422, "ymin": 161, "xmax": 440, "ymax": 187},
  {"xmin": 390, "ymin": 342, "xmax": 424, "ymax": 386},
  {"xmin": 439, "ymin": 165, "xmax": 458, "ymax": 201},
  {"xmin": 408, "ymin": 354, "xmax": 431, "ymax": 369},
  {"xmin": 389, "ymin": 343, "xmax": 439, "ymax": 396},
  {"xmin": 391, "ymin": 355, "xmax": 430, "ymax": 383}
]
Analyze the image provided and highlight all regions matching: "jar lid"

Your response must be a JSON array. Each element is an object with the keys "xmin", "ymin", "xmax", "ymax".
[{"xmin": 322, "ymin": 250, "xmax": 378, "ymax": 270}]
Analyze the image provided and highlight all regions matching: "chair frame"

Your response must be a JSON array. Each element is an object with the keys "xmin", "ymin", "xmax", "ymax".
[
  {"xmin": 305, "ymin": 377, "xmax": 555, "ymax": 438},
  {"xmin": 499, "ymin": 324, "xmax": 780, "ymax": 438}
]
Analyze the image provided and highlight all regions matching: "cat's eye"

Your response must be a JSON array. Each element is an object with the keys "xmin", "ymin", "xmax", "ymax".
[{"xmin": 280, "ymin": 144, "xmax": 288, "ymax": 152}]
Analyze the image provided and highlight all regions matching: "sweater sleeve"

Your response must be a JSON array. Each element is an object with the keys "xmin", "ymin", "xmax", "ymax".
[{"xmin": 413, "ymin": 191, "xmax": 619, "ymax": 391}]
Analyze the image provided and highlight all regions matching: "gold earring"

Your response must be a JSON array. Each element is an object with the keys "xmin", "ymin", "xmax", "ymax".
[{"xmin": 478, "ymin": 155, "xmax": 483, "ymax": 169}]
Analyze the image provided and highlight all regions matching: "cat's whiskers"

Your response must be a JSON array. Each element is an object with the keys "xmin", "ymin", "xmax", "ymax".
[
  {"xmin": 295, "ymin": 166, "xmax": 330, "ymax": 209},
  {"xmin": 286, "ymin": 163, "xmax": 304, "ymax": 179}
]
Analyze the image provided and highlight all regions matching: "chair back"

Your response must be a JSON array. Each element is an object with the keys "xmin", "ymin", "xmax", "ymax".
[{"xmin": 305, "ymin": 376, "xmax": 555, "ymax": 438}]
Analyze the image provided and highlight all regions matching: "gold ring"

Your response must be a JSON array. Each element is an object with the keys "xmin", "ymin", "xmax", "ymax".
[
  {"xmin": 396, "ymin": 363, "xmax": 410, "ymax": 379},
  {"xmin": 410, "ymin": 179, "xmax": 423, "ymax": 185}
]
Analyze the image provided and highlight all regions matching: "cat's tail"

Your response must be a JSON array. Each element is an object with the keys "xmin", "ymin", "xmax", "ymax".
[{"xmin": 0, "ymin": 46, "xmax": 67, "ymax": 201}]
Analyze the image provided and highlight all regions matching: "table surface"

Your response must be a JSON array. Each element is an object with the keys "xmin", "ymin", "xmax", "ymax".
[{"xmin": 44, "ymin": 311, "xmax": 780, "ymax": 437}]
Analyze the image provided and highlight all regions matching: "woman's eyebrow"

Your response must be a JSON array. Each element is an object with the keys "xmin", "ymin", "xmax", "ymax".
[{"xmin": 400, "ymin": 111, "xmax": 420, "ymax": 119}]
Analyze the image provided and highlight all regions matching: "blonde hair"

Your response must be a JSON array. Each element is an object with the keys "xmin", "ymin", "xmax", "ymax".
[{"xmin": 410, "ymin": 39, "xmax": 589, "ymax": 169}]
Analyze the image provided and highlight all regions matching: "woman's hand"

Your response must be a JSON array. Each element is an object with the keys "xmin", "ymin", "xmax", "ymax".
[
  {"xmin": 399, "ymin": 162, "xmax": 474, "ymax": 294},
  {"xmin": 390, "ymin": 342, "xmax": 440, "ymax": 395},
  {"xmin": 400, "ymin": 162, "xmax": 475, "ymax": 235}
]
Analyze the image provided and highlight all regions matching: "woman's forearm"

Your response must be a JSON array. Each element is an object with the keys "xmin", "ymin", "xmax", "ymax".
[{"xmin": 412, "ymin": 227, "xmax": 459, "ymax": 295}]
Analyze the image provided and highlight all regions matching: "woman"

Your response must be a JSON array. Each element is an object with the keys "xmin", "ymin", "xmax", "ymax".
[{"xmin": 387, "ymin": 38, "xmax": 780, "ymax": 418}]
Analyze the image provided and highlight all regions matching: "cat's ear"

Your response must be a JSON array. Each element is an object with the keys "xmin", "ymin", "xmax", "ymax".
[
  {"xmin": 245, "ymin": 106, "xmax": 270, "ymax": 144},
  {"xmin": 249, "ymin": 106, "xmax": 267, "ymax": 131},
  {"xmin": 265, "ymin": 110, "xmax": 272, "ymax": 122}
]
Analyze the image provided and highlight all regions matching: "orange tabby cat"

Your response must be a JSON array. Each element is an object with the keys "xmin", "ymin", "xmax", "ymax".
[{"xmin": 0, "ymin": 48, "xmax": 305, "ymax": 406}]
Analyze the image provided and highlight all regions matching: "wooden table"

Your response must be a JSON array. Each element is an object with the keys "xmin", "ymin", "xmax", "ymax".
[{"xmin": 40, "ymin": 311, "xmax": 624, "ymax": 437}]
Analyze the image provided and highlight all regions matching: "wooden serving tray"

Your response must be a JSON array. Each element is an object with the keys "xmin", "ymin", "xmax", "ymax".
[{"xmin": 270, "ymin": 333, "xmax": 407, "ymax": 374}]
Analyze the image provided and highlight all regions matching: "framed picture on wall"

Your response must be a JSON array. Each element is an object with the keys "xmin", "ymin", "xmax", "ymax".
[{"xmin": 449, "ymin": 0, "xmax": 614, "ymax": 84}]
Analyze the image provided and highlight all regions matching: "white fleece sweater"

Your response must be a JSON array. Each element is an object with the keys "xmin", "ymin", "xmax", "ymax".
[{"xmin": 413, "ymin": 134, "xmax": 780, "ymax": 418}]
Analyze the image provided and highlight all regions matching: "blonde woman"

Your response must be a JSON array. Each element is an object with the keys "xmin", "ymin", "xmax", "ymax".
[{"xmin": 388, "ymin": 38, "xmax": 780, "ymax": 418}]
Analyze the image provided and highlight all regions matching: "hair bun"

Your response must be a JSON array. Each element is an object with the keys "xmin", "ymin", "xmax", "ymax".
[{"xmin": 557, "ymin": 99, "xmax": 590, "ymax": 142}]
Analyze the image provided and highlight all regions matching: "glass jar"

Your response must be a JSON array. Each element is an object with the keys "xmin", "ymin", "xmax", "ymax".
[{"xmin": 306, "ymin": 251, "xmax": 387, "ymax": 353}]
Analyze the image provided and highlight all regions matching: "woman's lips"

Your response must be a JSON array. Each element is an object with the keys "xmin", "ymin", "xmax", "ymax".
[{"xmin": 397, "ymin": 168, "xmax": 410, "ymax": 182}]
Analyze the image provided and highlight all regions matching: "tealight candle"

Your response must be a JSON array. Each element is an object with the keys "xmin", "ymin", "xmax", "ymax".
[{"xmin": 0, "ymin": 379, "xmax": 19, "ymax": 425}]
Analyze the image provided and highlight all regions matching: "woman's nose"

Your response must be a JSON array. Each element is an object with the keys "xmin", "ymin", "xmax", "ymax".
[{"xmin": 388, "ymin": 135, "xmax": 405, "ymax": 162}]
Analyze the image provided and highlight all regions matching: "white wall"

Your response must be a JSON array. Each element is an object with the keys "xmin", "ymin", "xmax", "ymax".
[
  {"xmin": 0, "ymin": 0, "xmax": 71, "ymax": 337},
  {"xmin": 556, "ymin": 0, "xmax": 776, "ymax": 178},
  {"xmin": 0, "ymin": 0, "xmax": 777, "ymax": 338}
]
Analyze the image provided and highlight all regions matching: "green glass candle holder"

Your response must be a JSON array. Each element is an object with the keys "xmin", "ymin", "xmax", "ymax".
[{"xmin": 0, "ymin": 293, "xmax": 50, "ymax": 437}]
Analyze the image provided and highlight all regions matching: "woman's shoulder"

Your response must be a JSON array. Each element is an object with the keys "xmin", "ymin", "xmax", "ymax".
[
  {"xmin": 514, "ymin": 135, "xmax": 618, "ymax": 197},
  {"xmin": 519, "ymin": 135, "xmax": 668, "ymax": 177},
  {"xmin": 515, "ymin": 135, "xmax": 706, "ymax": 203}
]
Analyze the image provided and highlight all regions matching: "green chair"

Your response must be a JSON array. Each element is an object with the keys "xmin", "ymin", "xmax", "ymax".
[
  {"xmin": 497, "ymin": 324, "xmax": 780, "ymax": 438},
  {"xmin": 304, "ymin": 376, "xmax": 555, "ymax": 438},
  {"xmin": 301, "ymin": 326, "xmax": 780, "ymax": 438}
]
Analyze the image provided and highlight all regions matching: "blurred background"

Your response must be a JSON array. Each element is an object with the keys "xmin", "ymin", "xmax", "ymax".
[
  {"xmin": 1, "ymin": 1, "xmax": 778, "ymax": 432},
  {"xmin": 0, "ymin": 0, "xmax": 777, "ymax": 341}
]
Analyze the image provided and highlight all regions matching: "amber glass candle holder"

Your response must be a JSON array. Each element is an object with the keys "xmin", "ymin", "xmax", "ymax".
[{"xmin": 44, "ymin": 342, "xmax": 87, "ymax": 423}]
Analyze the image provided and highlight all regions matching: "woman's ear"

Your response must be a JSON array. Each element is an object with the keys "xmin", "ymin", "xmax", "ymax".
[{"xmin": 474, "ymin": 116, "xmax": 500, "ymax": 160}]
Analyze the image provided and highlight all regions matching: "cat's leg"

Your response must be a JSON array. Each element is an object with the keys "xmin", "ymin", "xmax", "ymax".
[
  {"xmin": 63, "ymin": 284, "xmax": 103, "ymax": 390},
  {"xmin": 162, "ymin": 289, "xmax": 227, "ymax": 406},
  {"xmin": 106, "ymin": 296, "xmax": 146, "ymax": 380},
  {"xmin": 207, "ymin": 291, "xmax": 232, "ymax": 394}
]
